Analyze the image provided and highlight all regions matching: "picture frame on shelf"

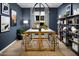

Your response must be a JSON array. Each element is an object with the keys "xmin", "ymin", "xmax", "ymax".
[
  {"xmin": 1, "ymin": 3, "xmax": 10, "ymax": 15},
  {"xmin": 65, "ymin": 4, "xmax": 71, "ymax": 17},
  {"xmin": 73, "ymin": 5, "xmax": 79, "ymax": 15},
  {"xmin": 11, "ymin": 10, "xmax": 17, "ymax": 26},
  {"xmin": 0, "ymin": 15, "xmax": 10, "ymax": 32}
]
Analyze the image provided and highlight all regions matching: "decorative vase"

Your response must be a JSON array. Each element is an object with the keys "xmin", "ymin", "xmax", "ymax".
[{"xmin": 39, "ymin": 28, "xmax": 41, "ymax": 31}]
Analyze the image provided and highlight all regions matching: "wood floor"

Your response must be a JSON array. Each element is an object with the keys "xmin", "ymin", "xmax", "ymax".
[{"xmin": 0, "ymin": 40, "xmax": 77, "ymax": 56}]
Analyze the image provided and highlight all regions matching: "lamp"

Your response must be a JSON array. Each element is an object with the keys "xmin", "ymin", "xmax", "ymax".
[
  {"xmin": 23, "ymin": 20, "xmax": 28, "ymax": 24},
  {"xmin": 23, "ymin": 20, "xmax": 29, "ymax": 30},
  {"xmin": 32, "ymin": 3, "xmax": 49, "ymax": 14}
]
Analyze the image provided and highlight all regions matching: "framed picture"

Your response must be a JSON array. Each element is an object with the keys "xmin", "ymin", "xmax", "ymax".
[
  {"xmin": 2, "ymin": 3, "xmax": 10, "ymax": 15},
  {"xmin": 11, "ymin": 10, "xmax": 17, "ymax": 26},
  {"xmin": 65, "ymin": 4, "xmax": 71, "ymax": 16},
  {"xmin": 0, "ymin": 16, "xmax": 10, "ymax": 32}
]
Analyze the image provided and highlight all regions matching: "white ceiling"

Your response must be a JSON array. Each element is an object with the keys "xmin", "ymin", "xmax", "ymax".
[{"xmin": 17, "ymin": 3, "xmax": 62, "ymax": 8}]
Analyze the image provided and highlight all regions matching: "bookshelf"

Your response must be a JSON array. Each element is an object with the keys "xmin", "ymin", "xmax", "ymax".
[{"xmin": 58, "ymin": 15, "xmax": 79, "ymax": 55}]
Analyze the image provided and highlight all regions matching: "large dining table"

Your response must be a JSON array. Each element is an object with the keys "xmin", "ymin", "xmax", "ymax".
[{"xmin": 22, "ymin": 28, "xmax": 57, "ymax": 51}]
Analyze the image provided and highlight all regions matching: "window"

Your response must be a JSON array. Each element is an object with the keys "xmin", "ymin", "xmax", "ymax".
[
  {"xmin": 36, "ymin": 16, "xmax": 44, "ymax": 21},
  {"xmin": 41, "ymin": 16, "xmax": 44, "ymax": 21},
  {"xmin": 36, "ymin": 16, "xmax": 39, "ymax": 21}
]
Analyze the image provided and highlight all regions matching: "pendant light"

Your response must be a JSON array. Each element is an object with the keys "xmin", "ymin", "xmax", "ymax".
[
  {"xmin": 31, "ymin": 3, "xmax": 49, "ymax": 28},
  {"xmin": 32, "ymin": 3, "xmax": 49, "ymax": 14}
]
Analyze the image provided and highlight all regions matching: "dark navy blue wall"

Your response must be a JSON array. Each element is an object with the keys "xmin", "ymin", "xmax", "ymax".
[
  {"xmin": 22, "ymin": 8, "xmax": 30, "ymax": 29},
  {"xmin": 0, "ymin": 3, "xmax": 22, "ymax": 50},
  {"xmin": 49, "ymin": 8, "xmax": 58, "ymax": 32}
]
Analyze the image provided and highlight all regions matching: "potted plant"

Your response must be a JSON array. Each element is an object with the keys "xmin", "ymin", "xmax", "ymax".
[
  {"xmin": 16, "ymin": 28, "xmax": 26, "ymax": 40},
  {"xmin": 42, "ymin": 23, "xmax": 48, "ymax": 30}
]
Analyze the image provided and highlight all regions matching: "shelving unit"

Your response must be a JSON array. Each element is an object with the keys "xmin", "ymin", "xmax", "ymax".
[{"xmin": 58, "ymin": 14, "xmax": 79, "ymax": 55}]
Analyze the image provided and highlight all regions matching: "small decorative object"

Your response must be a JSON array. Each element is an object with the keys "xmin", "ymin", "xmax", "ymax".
[
  {"xmin": 11, "ymin": 10, "xmax": 17, "ymax": 26},
  {"xmin": 73, "ymin": 10, "xmax": 77, "ymax": 15},
  {"xmin": 41, "ymin": 23, "xmax": 48, "ymax": 30},
  {"xmin": 77, "ymin": 8, "xmax": 79, "ymax": 14},
  {"xmin": 64, "ymin": 12, "xmax": 69, "ymax": 17},
  {"xmin": 64, "ymin": 20, "xmax": 67, "ymax": 24},
  {"xmin": 68, "ymin": 19, "xmax": 73, "ymax": 24},
  {"xmin": 1, "ymin": 16, "xmax": 10, "ymax": 32},
  {"xmin": 43, "ymin": 25, "xmax": 48, "ymax": 30},
  {"xmin": 39, "ymin": 27, "xmax": 41, "ymax": 31},
  {"xmin": 57, "ymin": 20, "xmax": 61, "ymax": 24},
  {"xmin": 63, "ymin": 27, "xmax": 67, "ymax": 31},
  {"xmin": 73, "ymin": 8, "xmax": 79, "ymax": 15},
  {"xmin": 60, "ymin": 21, "xmax": 63, "ymax": 24},
  {"xmin": 71, "ymin": 26, "xmax": 77, "ymax": 33},
  {"xmin": 2, "ymin": 3, "xmax": 10, "ymax": 15}
]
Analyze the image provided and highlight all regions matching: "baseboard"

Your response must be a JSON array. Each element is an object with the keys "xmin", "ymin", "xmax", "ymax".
[{"xmin": 0, "ymin": 40, "xmax": 16, "ymax": 54}]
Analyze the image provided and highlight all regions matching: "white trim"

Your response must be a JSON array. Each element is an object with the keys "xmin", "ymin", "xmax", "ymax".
[{"xmin": 0, "ymin": 40, "xmax": 16, "ymax": 53}]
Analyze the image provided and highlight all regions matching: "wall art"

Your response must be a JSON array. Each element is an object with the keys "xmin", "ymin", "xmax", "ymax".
[
  {"xmin": 2, "ymin": 3, "xmax": 10, "ymax": 15},
  {"xmin": 11, "ymin": 10, "xmax": 17, "ymax": 26},
  {"xmin": 1, "ymin": 16, "xmax": 10, "ymax": 32}
]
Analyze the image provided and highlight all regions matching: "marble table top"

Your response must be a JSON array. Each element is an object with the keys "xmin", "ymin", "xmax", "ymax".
[{"xmin": 26, "ymin": 28, "xmax": 55, "ymax": 32}]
